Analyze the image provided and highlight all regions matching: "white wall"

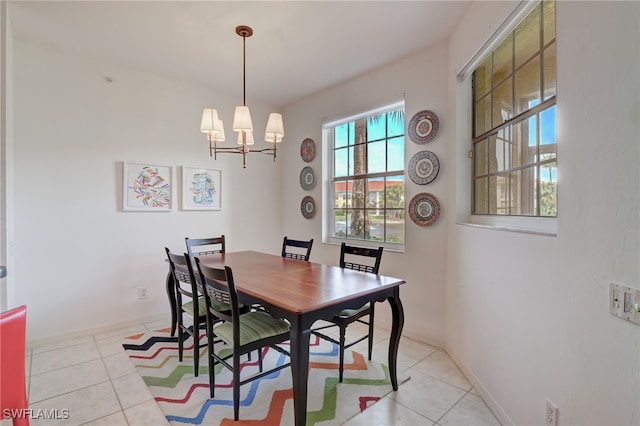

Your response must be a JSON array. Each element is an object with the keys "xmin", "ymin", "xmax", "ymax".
[
  {"xmin": 1, "ymin": 0, "xmax": 15, "ymax": 312},
  {"xmin": 446, "ymin": 1, "xmax": 640, "ymax": 425},
  {"xmin": 13, "ymin": 40, "xmax": 284, "ymax": 341},
  {"xmin": 282, "ymin": 43, "xmax": 450, "ymax": 346}
]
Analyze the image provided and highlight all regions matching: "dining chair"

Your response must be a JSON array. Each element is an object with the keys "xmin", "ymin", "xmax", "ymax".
[
  {"xmin": 0, "ymin": 305, "xmax": 30, "ymax": 426},
  {"xmin": 165, "ymin": 247, "xmax": 208, "ymax": 376},
  {"xmin": 281, "ymin": 236, "xmax": 314, "ymax": 261},
  {"xmin": 185, "ymin": 235, "xmax": 225, "ymax": 257},
  {"xmin": 195, "ymin": 258, "xmax": 291, "ymax": 421},
  {"xmin": 312, "ymin": 242, "xmax": 384, "ymax": 382}
]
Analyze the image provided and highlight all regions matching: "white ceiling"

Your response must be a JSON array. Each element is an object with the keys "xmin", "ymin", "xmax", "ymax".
[{"xmin": 8, "ymin": 1, "xmax": 470, "ymax": 107}]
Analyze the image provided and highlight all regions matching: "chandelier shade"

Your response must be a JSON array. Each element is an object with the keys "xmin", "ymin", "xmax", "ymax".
[
  {"xmin": 232, "ymin": 106, "xmax": 254, "ymax": 132},
  {"xmin": 265, "ymin": 113, "xmax": 284, "ymax": 144},
  {"xmin": 200, "ymin": 25, "xmax": 283, "ymax": 168},
  {"xmin": 200, "ymin": 109, "xmax": 225, "ymax": 141}
]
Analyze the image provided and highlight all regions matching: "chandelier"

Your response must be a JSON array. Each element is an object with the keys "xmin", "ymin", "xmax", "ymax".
[{"xmin": 200, "ymin": 25, "xmax": 284, "ymax": 168}]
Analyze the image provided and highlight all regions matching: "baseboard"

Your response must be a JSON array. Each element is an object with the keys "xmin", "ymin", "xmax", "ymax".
[
  {"xmin": 26, "ymin": 313, "xmax": 167, "ymax": 349},
  {"xmin": 375, "ymin": 319, "xmax": 444, "ymax": 349},
  {"xmin": 444, "ymin": 345, "xmax": 514, "ymax": 426}
]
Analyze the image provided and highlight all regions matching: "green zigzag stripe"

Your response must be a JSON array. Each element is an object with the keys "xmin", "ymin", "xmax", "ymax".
[
  {"xmin": 142, "ymin": 349, "xmax": 231, "ymax": 388},
  {"xmin": 306, "ymin": 364, "xmax": 390, "ymax": 425}
]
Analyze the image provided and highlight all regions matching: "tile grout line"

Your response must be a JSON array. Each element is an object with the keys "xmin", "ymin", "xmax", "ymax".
[
  {"xmin": 91, "ymin": 333, "xmax": 131, "ymax": 426},
  {"xmin": 434, "ymin": 388, "xmax": 472, "ymax": 425}
]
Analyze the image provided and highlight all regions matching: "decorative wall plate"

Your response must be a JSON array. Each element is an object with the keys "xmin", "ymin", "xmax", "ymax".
[
  {"xmin": 408, "ymin": 151, "xmax": 440, "ymax": 185},
  {"xmin": 300, "ymin": 196, "xmax": 316, "ymax": 219},
  {"xmin": 408, "ymin": 110, "xmax": 439, "ymax": 144},
  {"xmin": 300, "ymin": 167, "xmax": 316, "ymax": 191},
  {"xmin": 300, "ymin": 138, "xmax": 316, "ymax": 162},
  {"xmin": 408, "ymin": 192, "xmax": 440, "ymax": 226}
]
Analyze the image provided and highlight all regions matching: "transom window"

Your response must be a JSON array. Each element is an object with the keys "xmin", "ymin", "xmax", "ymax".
[
  {"xmin": 472, "ymin": 0, "xmax": 556, "ymax": 217},
  {"xmin": 324, "ymin": 101, "xmax": 405, "ymax": 248}
]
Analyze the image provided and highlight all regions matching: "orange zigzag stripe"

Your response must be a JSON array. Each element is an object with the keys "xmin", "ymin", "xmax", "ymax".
[{"xmin": 220, "ymin": 388, "xmax": 294, "ymax": 426}]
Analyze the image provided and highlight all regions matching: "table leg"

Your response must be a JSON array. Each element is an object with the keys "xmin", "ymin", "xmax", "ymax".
[
  {"xmin": 289, "ymin": 319, "xmax": 311, "ymax": 426},
  {"xmin": 165, "ymin": 271, "xmax": 177, "ymax": 337},
  {"xmin": 388, "ymin": 288, "xmax": 404, "ymax": 390}
]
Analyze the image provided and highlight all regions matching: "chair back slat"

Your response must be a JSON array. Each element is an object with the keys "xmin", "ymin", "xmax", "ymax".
[
  {"xmin": 195, "ymin": 258, "xmax": 238, "ymax": 325},
  {"xmin": 165, "ymin": 247, "xmax": 200, "ymax": 299},
  {"xmin": 281, "ymin": 236, "xmax": 314, "ymax": 261},
  {"xmin": 339, "ymin": 242, "xmax": 384, "ymax": 275},
  {"xmin": 186, "ymin": 236, "xmax": 226, "ymax": 257}
]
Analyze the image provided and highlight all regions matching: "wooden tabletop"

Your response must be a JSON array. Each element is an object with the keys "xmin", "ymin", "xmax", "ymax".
[{"xmin": 195, "ymin": 251, "xmax": 406, "ymax": 314}]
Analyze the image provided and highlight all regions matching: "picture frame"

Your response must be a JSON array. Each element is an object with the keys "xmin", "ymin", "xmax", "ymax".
[
  {"xmin": 181, "ymin": 166, "xmax": 222, "ymax": 211},
  {"xmin": 123, "ymin": 162, "xmax": 173, "ymax": 212}
]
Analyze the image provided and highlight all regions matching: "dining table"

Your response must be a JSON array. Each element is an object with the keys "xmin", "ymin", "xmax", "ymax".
[{"xmin": 165, "ymin": 250, "xmax": 405, "ymax": 426}]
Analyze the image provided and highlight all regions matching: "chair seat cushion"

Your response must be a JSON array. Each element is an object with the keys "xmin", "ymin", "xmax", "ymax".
[
  {"xmin": 215, "ymin": 311, "xmax": 290, "ymax": 347},
  {"xmin": 336, "ymin": 302, "xmax": 370, "ymax": 319},
  {"xmin": 183, "ymin": 297, "xmax": 241, "ymax": 318}
]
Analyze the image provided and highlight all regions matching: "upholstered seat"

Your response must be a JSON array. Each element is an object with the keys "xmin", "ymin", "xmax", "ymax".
[
  {"xmin": 182, "ymin": 296, "xmax": 240, "ymax": 318},
  {"xmin": 214, "ymin": 310, "xmax": 291, "ymax": 347}
]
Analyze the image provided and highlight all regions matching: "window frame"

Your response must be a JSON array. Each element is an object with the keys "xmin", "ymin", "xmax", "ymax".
[
  {"xmin": 457, "ymin": 0, "xmax": 557, "ymax": 235},
  {"xmin": 322, "ymin": 100, "xmax": 406, "ymax": 251}
]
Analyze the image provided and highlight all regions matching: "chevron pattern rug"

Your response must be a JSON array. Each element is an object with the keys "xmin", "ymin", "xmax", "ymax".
[{"xmin": 122, "ymin": 328, "xmax": 408, "ymax": 425}]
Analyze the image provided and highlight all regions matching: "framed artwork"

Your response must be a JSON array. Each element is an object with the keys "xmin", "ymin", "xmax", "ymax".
[
  {"xmin": 181, "ymin": 167, "xmax": 222, "ymax": 210},
  {"xmin": 123, "ymin": 162, "xmax": 173, "ymax": 211}
]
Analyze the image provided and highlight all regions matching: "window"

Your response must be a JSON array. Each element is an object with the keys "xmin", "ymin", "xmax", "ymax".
[
  {"xmin": 472, "ymin": 0, "xmax": 556, "ymax": 218},
  {"xmin": 324, "ymin": 101, "xmax": 405, "ymax": 248}
]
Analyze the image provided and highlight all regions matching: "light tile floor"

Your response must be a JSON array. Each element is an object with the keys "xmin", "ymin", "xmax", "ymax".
[{"xmin": 15, "ymin": 319, "xmax": 501, "ymax": 426}]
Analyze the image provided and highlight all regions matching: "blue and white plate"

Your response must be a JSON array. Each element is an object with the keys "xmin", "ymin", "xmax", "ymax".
[
  {"xmin": 408, "ymin": 192, "xmax": 440, "ymax": 226},
  {"xmin": 408, "ymin": 110, "xmax": 439, "ymax": 144},
  {"xmin": 300, "ymin": 167, "xmax": 316, "ymax": 191},
  {"xmin": 300, "ymin": 196, "xmax": 316, "ymax": 219},
  {"xmin": 408, "ymin": 151, "xmax": 439, "ymax": 185}
]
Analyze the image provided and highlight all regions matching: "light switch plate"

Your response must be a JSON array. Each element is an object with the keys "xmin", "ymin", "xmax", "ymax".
[{"xmin": 610, "ymin": 282, "xmax": 640, "ymax": 325}]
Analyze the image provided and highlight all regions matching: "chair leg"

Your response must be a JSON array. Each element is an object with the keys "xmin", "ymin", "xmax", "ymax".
[
  {"xmin": 207, "ymin": 320, "xmax": 215, "ymax": 399},
  {"xmin": 193, "ymin": 325, "xmax": 200, "ymax": 377},
  {"xmin": 368, "ymin": 306, "xmax": 375, "ymax": 361},
  {"xmin": 177, "ymin": 315, "xmax": 184, "ymax": 362},
  {"xmin": 233, "ymin": 352, "xmax": 241, "ymax": 421},
  {"xmin": 339, "ymin": 325, "xmax": 346, "ymax": 382}
]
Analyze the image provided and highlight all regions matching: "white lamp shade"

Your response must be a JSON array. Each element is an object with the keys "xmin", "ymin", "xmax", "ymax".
[
  {"xmin": 265, "ymin": 133, "xmax": 283, "ymax": 143},
  {"xmin": 200, "ymin": 108, "xmax": 220, "ymax": 134},
  {"xmin": 237, "ymin": 131, "xmax": 255, "ymax": 146},
  {"xmin": 232, "ymin": 106, "xmax": 254, "ymax": 132},
  {"xmin": 265, "ymin": 113, "xmax": 284, "ymax": 143},
  {"xmin": 213, "ymin": 119, "xmax": 225, "ymax": 142}
]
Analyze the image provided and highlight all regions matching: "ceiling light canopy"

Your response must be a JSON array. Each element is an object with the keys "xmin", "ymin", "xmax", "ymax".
[{"xmin": 200, "ymin": 25, "xmax": 284, "ymax": 168}]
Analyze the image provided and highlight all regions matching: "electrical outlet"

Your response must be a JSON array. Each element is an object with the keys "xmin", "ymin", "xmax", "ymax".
[
  {"xmin": 138, "ymin": 288, "xmax": 148, "ymax": 300},
  {"xmin": 545, "ymin": 399, "xmax": 557, "ymax": 426},
  {"xmin": 610, "ymin": 282, "xmax": 640, "ymax": 324}
]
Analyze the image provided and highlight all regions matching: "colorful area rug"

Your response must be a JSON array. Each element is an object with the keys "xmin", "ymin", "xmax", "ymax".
[{"xmin": 122, "ymin": 328, "xmax": 409, "ymax": 425}]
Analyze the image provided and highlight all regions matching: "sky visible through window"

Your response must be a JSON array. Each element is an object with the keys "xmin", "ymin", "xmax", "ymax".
[
  {"xmin": 528, "ymin": 103, "xmax": 556, "ymax": 182},
  {"xmin": 333, "ymin": 111, "xmax": 405, "ymax": 179}
]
